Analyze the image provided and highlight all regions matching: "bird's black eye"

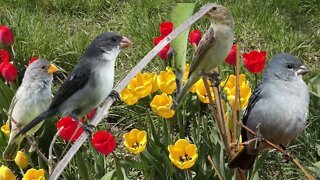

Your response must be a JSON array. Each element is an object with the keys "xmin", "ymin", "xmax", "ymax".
[
  {"xmin": 112, "ymin": 37, "xmax": 118, "ymax": 42},
  {"xmin": 287, "ymin": 64, "xmax": 293, "ymax": 69},
  {"xmin": 212, "ymin": 7, "xmax": 217, "ymax": 11},
  {"xmin": 41, "ymin": 66, "xmax": 46, "ymax": 69}
]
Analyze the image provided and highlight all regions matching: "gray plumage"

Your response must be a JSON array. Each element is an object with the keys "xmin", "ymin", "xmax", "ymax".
[
  {"xmin": 228, "ymin": 53, "xmax": 310, "ymax": 170},
  {"xmin": 3, "ymin": 59, "xmax": 56, "ymax": 160},
  {"xmin": 15, "ymin": 32, "xmax": 131, "ymax": 137},
  {"xmin": 172, "ymin": 4, "xmax": 234, "ymax": 110}
]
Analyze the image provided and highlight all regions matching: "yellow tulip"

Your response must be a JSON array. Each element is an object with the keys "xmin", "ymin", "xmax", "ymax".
[
  {"xmin": 150, "ymin": 93, "xmax": 175, "ymax": 118},
  {"xmin": 0, "ymin": 165, "xmax": 16, "ymax": 180},
  {"xmin": 1, "ymin": 120, "xmax": 10, "ymax": 137},
  {"xmin": 227, "ymin": 85, "xmax": 252, "ymax": 110},
  {"xmin": 120, "ymin": 87, "xmax": 139, "ymax": 105},
  {"xmin": 15, "ymin": 151, "xmax": 29, "ymax": 169},
  {"xmin": 189, "ymin": 79, "xmax": 202, "ymax": 93},
  {"xmin": 221, "ymin": 74, "xmax": 249, "ymax": 95},
  {"xmin": 157, "ymin": 67, "xmax": 176, "ymax": 94},
  {"xmin": 127, "ymin": 72, "xmax": 153, "ymax": 98},
  {"xmin": 151, "ymin": 72, "xmax": 159, "ymax": 93},
  {"xmin": 168, "ymin": 139, "xmax": 198, "ymax": 169},
  {"xmin": 183, "ymin": 64, "xmax": 190, "ymax": 84},
  {"xmin": 195, "ymin": 79, "xmax": 214, "ymax": 104},
  {"xmin": 123, "ymin": 129, "xmax": 147, "ymax": 154},
  {"xmin": 23, "ymin": 168, "xmax": 45, "ymax": 180}
]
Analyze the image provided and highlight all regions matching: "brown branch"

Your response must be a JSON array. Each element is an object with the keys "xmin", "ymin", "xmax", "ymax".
[
  {"xmin": 49, "ymin": 3, "xmax": 218, "ymax": 179},
  {"xmin": 238, "ymin": 122, "xmax": 315, "ymax": 180},
  {"xmin": 207, "ymin": 155, "xmax": 223, "ymax": 180}
]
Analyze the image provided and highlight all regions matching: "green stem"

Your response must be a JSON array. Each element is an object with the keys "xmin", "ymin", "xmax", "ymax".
[
  {"xmin": 254, "ymin": 73, "xmax": 258, "ymax": 88},
  {"xmin": 185, "ymin": 169, "xmax": 192, "ymax": 180},
  {"xmin": 163, "ymin": 118, "xmax": 169, "ymax": 147}
]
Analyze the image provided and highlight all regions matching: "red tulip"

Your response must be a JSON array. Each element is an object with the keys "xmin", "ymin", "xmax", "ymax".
[
  {"xmin": 0, "ymin": 49, "xmax": 10, "ymax": 63},
  {"xmin": 189, "ymin": 30, "xmax": 202, "ymax": 46},
  {"xmin": 225, "ymin": 44, "xmax": 237, "ymax": 65},
  {"xmin": 0, "ymin": 62, "xmax": 17, "ymax": 82},
  {"xmin": 91, "ymin": 130, "xmax": 116, "ymax": 155},
  {"xmin": 28, "ymin": 57, "xmax": 39, "ymax": 65},
  {"xmin": 0, "ymin": 26, "xmax": 14, "ymax": 46},
  {"xmin": 86, "ymin": 108, "xmax": 97, "ymax": 120},
  {"xmin": 56, "ymin": 116, "xmax": 83, "ymax": 142},
  {"xmin": 160, "ymin": 22, "xmax": 173, "ymax": 36},
  {"xmin": 242, "ymin": 50, "xmax": 266, "ymax": 73},
  {"xmin": 153, "ymin": 35, "xmax": 170, "ymax": 60}
]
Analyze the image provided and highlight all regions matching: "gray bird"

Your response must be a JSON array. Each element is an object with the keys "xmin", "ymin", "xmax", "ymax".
[
  {"xmin": 14, "ymin": 32, "xmax": 132, "ymax": 138},
  {"xmin": 172, "ymin": 4, "xmax": 234, "ymax": 109},
  {"xmin": 228, "ymin": 53, "xmax": 310, "ymax": 170},
  {"xmin": 3, "ymin": 59, "xmax": 58, "ymax": 160}
]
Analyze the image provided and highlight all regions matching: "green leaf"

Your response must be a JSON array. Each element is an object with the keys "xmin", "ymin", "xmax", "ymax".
[
  {"xmin": 76, "ymin": 151, "xmax": 90, "ymax": 180},
  {"xmin": 171, "ymin": 3, "xmax": 195, "ymax": 91},
  {"xmin": 308, "ymin": 74, "xmax": 320, "ymax": 106}
]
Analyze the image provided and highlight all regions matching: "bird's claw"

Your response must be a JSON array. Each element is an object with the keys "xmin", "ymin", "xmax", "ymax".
[
  {"xmin": 109, "ymin": 90, "xmax": 121, "ymax": 102},
  {"xmin": 200, "ymin": 71, "xmax": 220, "ymax": 87},
  {"xmin": 79, "ymin": 123, "xmax": 95, "ymax": 135}
]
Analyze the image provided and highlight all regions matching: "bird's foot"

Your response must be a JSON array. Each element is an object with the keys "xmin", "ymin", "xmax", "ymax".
[
  {"xmin": 254, "ymin": 123, "xmax": 264, "ymax": 149},
  {"xmin": 109, "ymin": 90, "xmax": 121, "ymax": 102},
  {"xmin": 79, "ymin": 122, "xmax": 95, "ymax": 135},
  {"xmin": 200, "ymin": 71, "xmax": 220, "ymax": 87}
]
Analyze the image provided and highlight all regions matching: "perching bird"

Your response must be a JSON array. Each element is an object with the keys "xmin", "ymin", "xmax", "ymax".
[
  {"xmin": 14, "ymin": 32, "xmax": 132, "ymax": 138},
  {"xmin": 228, "ymin": 53, "xmax": 310, "ymax": 170},
  {"xmin": 3, "ymin": 59, "xmax": 58, "ymax": 160},
  {"xmin": 172, "ymin": 4, "xmax": 234, "ymax": 110}
]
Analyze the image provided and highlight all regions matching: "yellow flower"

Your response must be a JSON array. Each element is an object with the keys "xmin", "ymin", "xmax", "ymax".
[
  {"xmin": 123, "ymin": 129, "xmax": 147, "ymax": 154},
  {"xmin": 0, "ymin": 165, "xmax": 16, "ymax": 180},
  {"xmin": 150, "ymin": 93, "xmax": 175, "ymax": 118},
  {"xmin": 221, "ymin": 74, "xmax": 249, "ymax": 95},
  {"xmin": 120, "ymin": 87, "xmax": 139, "ymax": 105},
  {"xmin": 151, "ymin": 72, "xmax": 158, "ymax": 93},
  {"xmin": 157, "ymin": 67, "xmax": 176, "ymax": 94},
  {"xmin": 1, "ymin": 120, "xmax": 10, "ymax": 137},
  {"xmin": 193, "ymin": 79, "xmax": 214, "ymax": 104},
  {"xmin": 168, "ymin": 139, "xmax": 198, "ymax": 169},
  {"xmin": 189, "ymin": 79, "xmax": 202, "ymax": 93},
  {"xmin": 227, "ymin": 85, "xmax": 252, "ymax": 110},
  {"xmin": 127, "ymin": 72, "xmax": 153, "ymax": 99},
  {"xmin": 183, "ymin": 64, "xmax": 190, "ymax": 84},
  {"xmin": 23, "ymin": 168, "xmax": 45, "ymax": 180},
  {"xmin": 15, "ymin": 151, "xmax": 29, "ymax": 169}
]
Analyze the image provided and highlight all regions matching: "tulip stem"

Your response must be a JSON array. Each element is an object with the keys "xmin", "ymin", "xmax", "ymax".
[{"xmin": 184, "ymin": 169, "xmax": 193, "ymax": 180}]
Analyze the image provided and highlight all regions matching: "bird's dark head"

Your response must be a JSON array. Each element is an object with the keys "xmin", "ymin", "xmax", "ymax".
[
  {"xmin": 85, "ymin": 32, "xmax": 132, "ymax": 61},
  {"xmin": 264, "ymin": 53, "xmax": 310, "ymax": 81}
]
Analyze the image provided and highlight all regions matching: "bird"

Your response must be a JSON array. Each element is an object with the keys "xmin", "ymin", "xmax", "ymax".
[
  {"xmin": 228, "ymin": 53, "xmax": 310, "ymax": 170},
  {"xmin": 14, "ymin": 32, "xmax": 132, "ymax": 138},
  {"xmin": 171, "ymin": 4, "xmax": 234, "ymax": 110},
  {"xmin": 3, "ymin": 59, "xmax": 58, "ymax": 160}
]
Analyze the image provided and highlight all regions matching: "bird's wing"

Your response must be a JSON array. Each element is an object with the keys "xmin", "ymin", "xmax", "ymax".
[
  {"xmin": 188, "ymin": 26, "xmax": 215, "ymax": 77},
  {"xmin": 241, "ymin": 85, "xmax": 263, "ymax": 141},
  {"xmin": 49, "ymin": 62, "xmax": 92, "ymax": 110}
]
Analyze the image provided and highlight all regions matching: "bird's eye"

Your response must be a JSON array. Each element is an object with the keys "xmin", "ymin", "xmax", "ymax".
[
  {"xmin": 112, "ymin": 37, "xmax": 118, "ymax": 42},
  {"xmin": 41, "ymin": 66, "xmax": 46, "ymax": 69},
  {"xmin": 212, "ymin": 7, "xmax": 217, "ymax": 11},
  {"xmin": 287, "ymin": 64, "xmax": 293, "ymax": 69}
]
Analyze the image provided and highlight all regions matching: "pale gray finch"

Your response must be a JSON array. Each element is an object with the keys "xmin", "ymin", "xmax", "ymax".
[
  {"xmin": 228, "ymin": 53, "xmax": 310, "ymax": 170},
  {"xmin": 172, "ymin": 4, "xmax": 234, "ymax": 109},
  {"xmin": 15, "ymin": 32, "xmax": 131, "ymax": 138},
  {"xmin": 3, "ymin": 59, "xmax": 58, "ymax": 160}
]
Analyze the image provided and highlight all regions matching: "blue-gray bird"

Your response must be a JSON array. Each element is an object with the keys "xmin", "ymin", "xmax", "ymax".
[
  {"xmin": 3, "ymin": 59, "xmax": 58, "ymax": 160},
  {"xmin": 14, "ymin": 32, "xmax": 131, "ymax": 138},
  {"xmin": 172, "ymin": 4, "xmax": 234, "ymax": 110},
  {"xmin": 228, "ymin": 53, "xmax": 310, "ymax": 170}
]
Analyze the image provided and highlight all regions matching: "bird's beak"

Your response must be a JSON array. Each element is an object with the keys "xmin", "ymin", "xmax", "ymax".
[
  {"xmin": 120, "ymin": 36, "xmax": 132, "ymax": 49},
  {"xmin": 297, "ymin": 65, "xmax": 310, "ymax": 76},
  {"xmin": 47, "ymin": 64, "xmax": 59, "ymax": 74}
]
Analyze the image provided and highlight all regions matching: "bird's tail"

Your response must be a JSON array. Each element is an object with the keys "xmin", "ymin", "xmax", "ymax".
[
  {"xmin": 3, "ymin": 136, "xmax": 23, "ymax": 161},
  {"xmin": 14, "ymin": 109, "xmax": 56, "ymax": 139},
  {"xmin": 227, "ymin": 147, "xmax": 257, "ymax": 170}
]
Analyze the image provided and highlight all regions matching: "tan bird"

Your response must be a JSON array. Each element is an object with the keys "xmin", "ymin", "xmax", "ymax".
[{"xmin": 172, "ymin": 4, "xmax": 234, "ymax": 110}]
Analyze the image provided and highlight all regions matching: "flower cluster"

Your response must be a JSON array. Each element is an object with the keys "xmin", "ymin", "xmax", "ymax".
[
  {"xmin": 0, "ymin": 165, "xmax": 45, "ymax": 180},
  {"xmin": 153, "ymin": 22, "xmax": 173, "ymax": 60},
  {"xmin": 221, "ymin": 74, "xmax": 252, "ymax": 110}
]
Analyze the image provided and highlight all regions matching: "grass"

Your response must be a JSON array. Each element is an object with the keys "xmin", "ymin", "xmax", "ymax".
[{"xmin": 0, "ymin": 0, "xmax": 319, "ymax": 179}]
